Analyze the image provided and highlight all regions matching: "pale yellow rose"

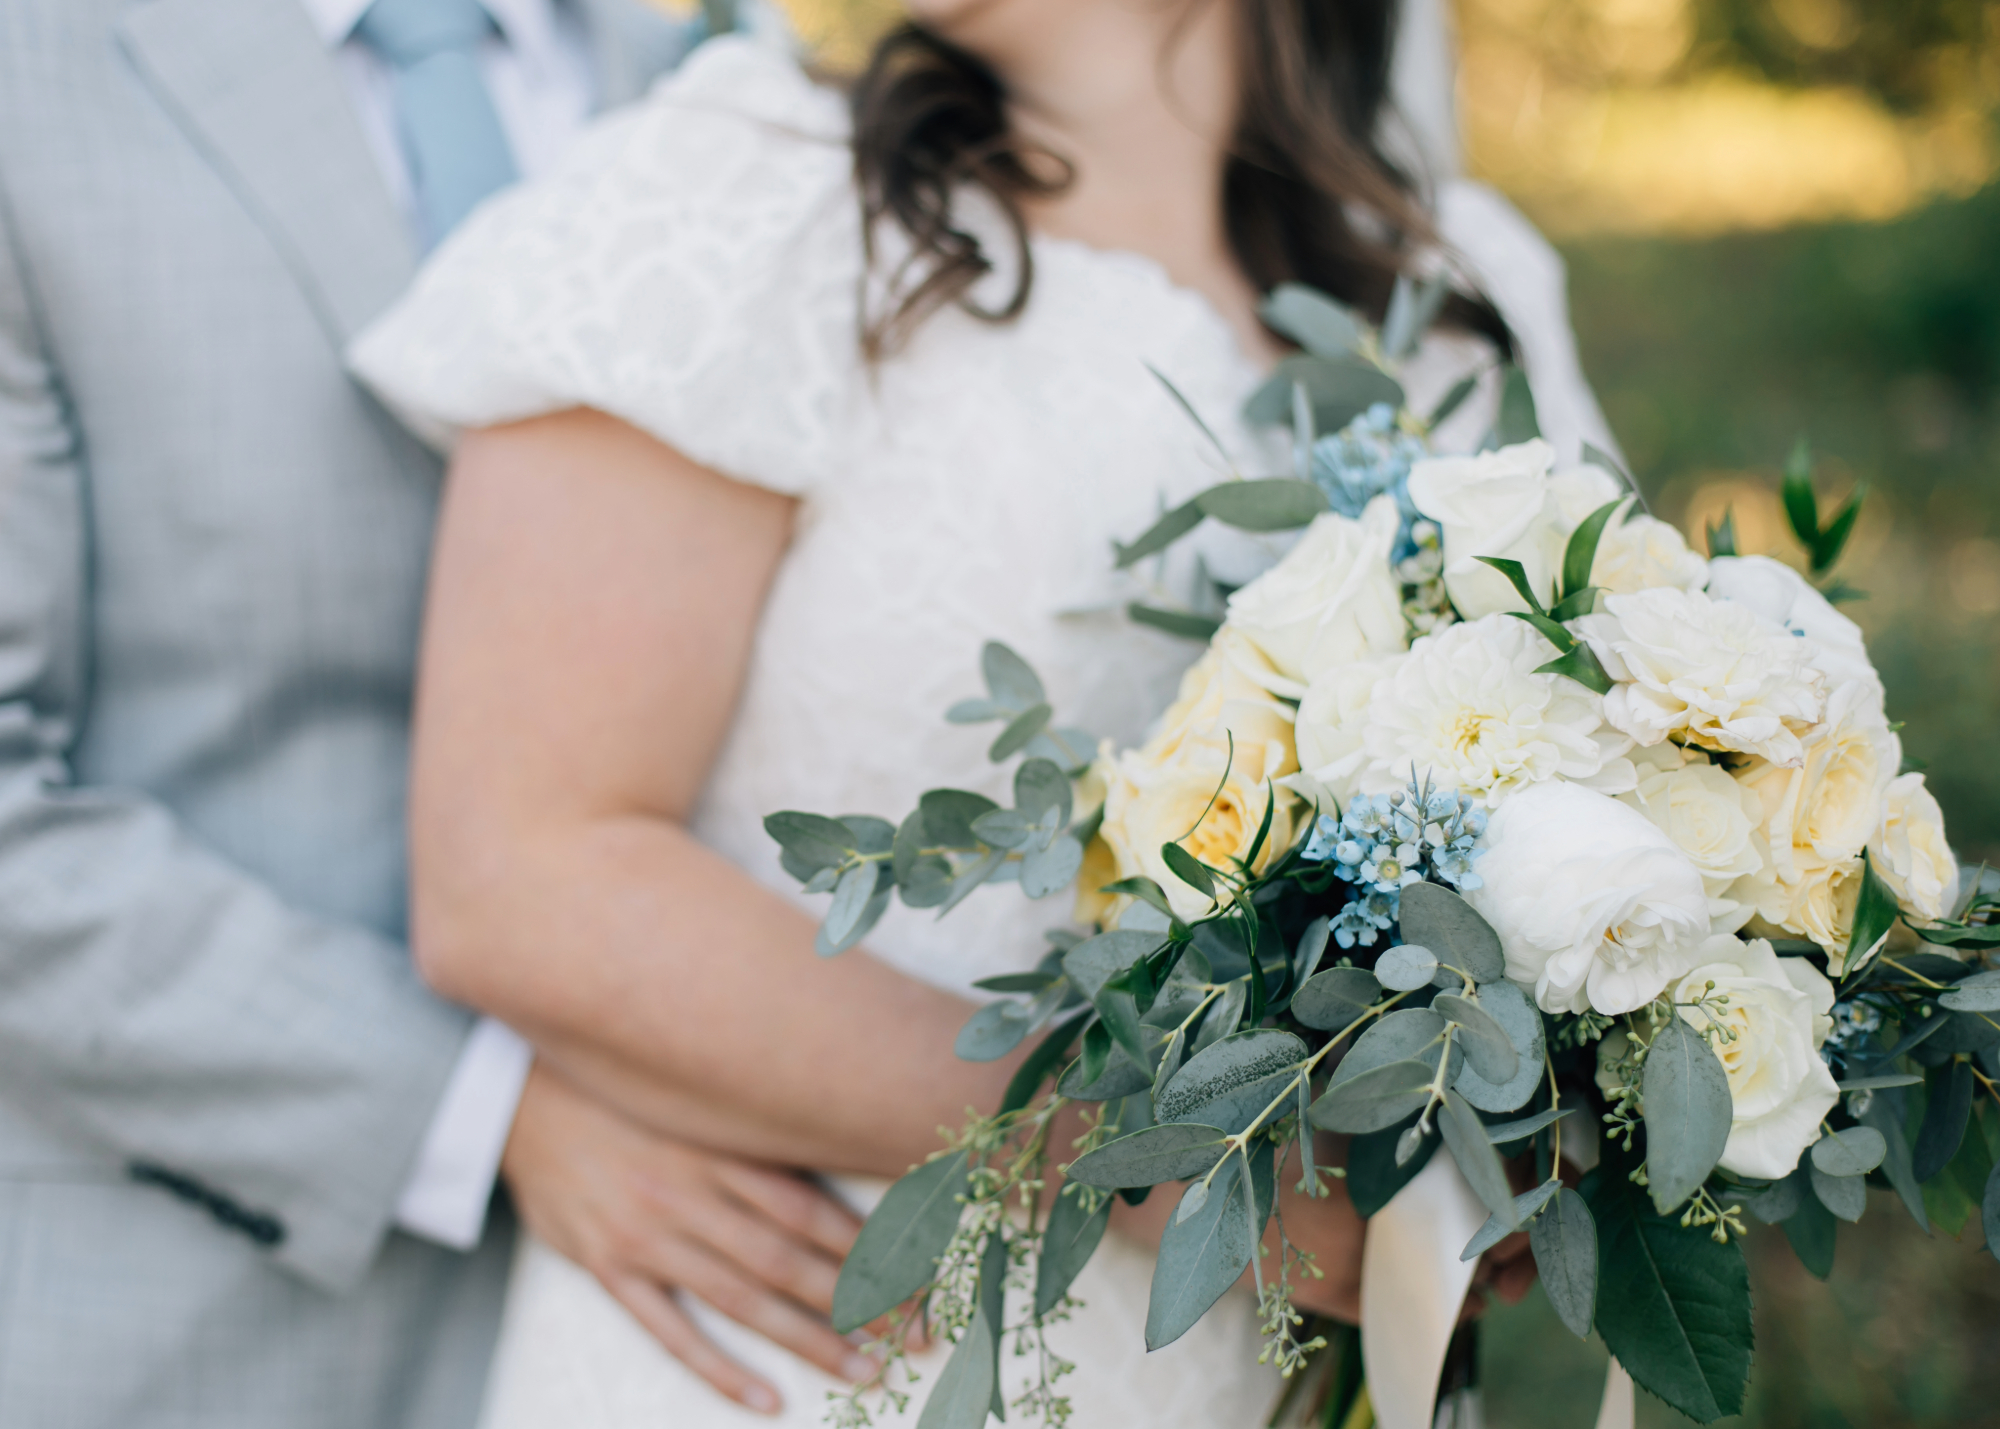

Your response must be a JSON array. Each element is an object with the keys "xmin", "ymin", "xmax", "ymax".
[
  {"xmin": 1073, "ymin": 830, "xmax": 1123, "ymax": 929},
  {"xmin": 1622, "ymin": 746, "xmax": 1768, "ymax": 932},
  {"xmin": 1871, "ymin": 772, "xmax": 1959, "ymax": 923},
  {"xmin": 1145, "ymin": 627, "xmax": 1298, "ymax": 776},
  {"xmin": 1736, "ymin": 680, "xmax": 1899, "ymax": 887}
]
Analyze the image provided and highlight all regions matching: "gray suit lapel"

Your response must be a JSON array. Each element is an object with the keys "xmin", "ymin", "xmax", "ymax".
[
  {"xmin": 572, "ymin": 0, "xmax": 703, "ymax": 110},
  {"xmin": 118, "ymin": 0, "xmax": 416, "ymax": 347}
]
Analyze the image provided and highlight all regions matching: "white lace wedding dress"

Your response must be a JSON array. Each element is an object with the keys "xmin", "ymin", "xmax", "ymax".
[{"xmin": 352, "ymin": 35, "xmax": 1613, "ymax": 1429}]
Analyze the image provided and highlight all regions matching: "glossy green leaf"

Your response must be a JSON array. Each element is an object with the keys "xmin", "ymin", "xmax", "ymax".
[
  {"xmin": 1982, "ymin": 1159, "xmax": 2000, "ymax": 1260},
  {"xmin": 1915, "ymin": 1058, "xmax": 1974, "ymax": 1182},
  {"xmin": 1705, "ymin": 508, "xmax": 1738, "ymax": 558},
  {"xmin": 1534, "ymin": 643, "xmax": 1618, "ymax": 696},
  {"xmin": 1533, "ymin": 1187, "xmax": 1599, "ymax": 1338},
  {"xmin": 1472, "ymin": 555, "xmax": 1546, "ymax": 616},
  {"xmin": 1068, "ymin": 1123, "xmax": 1233, "ymax": 1189},
  {"xmin": 1835, "ymin": 1072, "xmax": 1924, "ymax": 1091},
  {"xmin": 1428, "ymin": 374, "xmax": 1479, "ymax": 429},
  {"xmin": 1397, "ymin": 883, "xmax": 1506, "ymax": 983},
  {"xmin": 832, "ymin": 1151, "xmax": 969, "ymax": 1332},
  {"xmin": 1586, "ymin": 1143, "xmax": 1753, "ymax": 1422},
  {"xmin": 1161, "ymin": 842, "xmax": 1216, "ymax": 898},
  {"xmin": 1289, "ymin": 966, "xmax": 1380, "ymax": 1031},
  {"xmin": 1036, "ymin": 1190, "xmax": 1110, "ymax": 1316},
  {"xmin": 1561, "ymin": 500, "xmax": 1622, "ymax": 601},
  {"xmin": 1641, "ymin": 1015, "xmax": 1732, "ymax": 1214},
  {"xmin": 1843, "ymin": 852, "xmax": 1900, "ymax": 980}
]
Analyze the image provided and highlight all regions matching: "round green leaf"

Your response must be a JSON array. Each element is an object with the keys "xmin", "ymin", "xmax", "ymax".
[
  {"xmin": 1375, "ymin": 943, "xmax": 1439, "ymax": 991},
  {"xmin": 1641, "ymin": 1016, "xmax": 1732, "ymax": 1215},
  {"xmin": 1397, "ymin": 882, "xmax": 1505, "ymax": 982},
  {"xmin": 1067, "ymin": 1123, "xmax": 1232, "ymax": 1189},
  {"xmin": 1433, "ymin": 992, "xmax": 1519, "ymax": 1086},
  {"xmin": 1939, "ymin": 969, "xmax": 2000, "ymax": 1012},
  {"xmin": 1308, "ymin": 1058, "xmax": 1435, "ymax": 1134},
  {"xmin": 1810, "ymin": 1163, "xmax": 1866, "ymax": 1222},
  {"xmin": 1290, "ymin": 966, "xmax": 1380, "ymax": 1030},
  {"xmin": 1531, "ymin": 1187, "xmax": 1598, "ymax": 1339},
  {"xmin": 1331, "ymin": 1008, "xmax": 1447, "ymax": 1085},
  {"xmin": 1450, "ymin": 978, "xmax": 1545, "ymax": 1114},
  {"xmin": 1809, "ymin": 1125, "xmax": 1887, "ymax": 1178}
]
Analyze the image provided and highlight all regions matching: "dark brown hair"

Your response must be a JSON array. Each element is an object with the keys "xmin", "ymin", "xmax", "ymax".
[{"xmin": 850, "ymin": 1, "xmax": 1511, "ymax": 360}]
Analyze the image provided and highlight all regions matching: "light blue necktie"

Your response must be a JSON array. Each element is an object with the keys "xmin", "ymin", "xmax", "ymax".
[{"xmin": 355, "ymin": 0, "xmax": 519, "ymax": 247}]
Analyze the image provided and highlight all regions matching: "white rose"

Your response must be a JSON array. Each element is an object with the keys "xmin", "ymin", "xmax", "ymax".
[
  {"xmin": 1223, "ymin": 497, "xmax": 1407, "ymax": 687},
  {"xmin": 1407, "ymin": 439, "xmax": 1565, "ymax": 619},
  {"xmin": 1705, "ymin": 555, "xmax": 1878, "ymax": 696},
  {"xmin": 1671, "ymin": 935, "xmax": 1839, "ymax": 1180},
  {"xmin": 1466, "ymin": 781, "xmax": 1712, "ymax": 1014},
  {"xmin": 1546, "ymin": 463, "xmax": 1709, "ymax": 597},
  {"xmin": 1622, "ymin": 748, "xmax": 1768, "ymax": 933},
  {"xmin": 1871, "ymin": 772, "xmax": 1959, "ymax": 923},
  {"xmin": 1578, "ymin": 586, "xmax": 1826, "ymax": 766},
  {"xmin": 1293, "ymin": 614, "xmax": 1636, "ymax": 811}
]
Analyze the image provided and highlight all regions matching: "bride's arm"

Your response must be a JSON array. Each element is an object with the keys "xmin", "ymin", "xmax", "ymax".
[{"xmin": 410, "ymin": 408, "xmax": 1013, "ymax": 1176}]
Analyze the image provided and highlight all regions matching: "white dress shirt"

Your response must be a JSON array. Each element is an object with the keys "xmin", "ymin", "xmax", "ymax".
[{"xmin": 298, "ymin": 0, "xmax": 592, "ymax": 1251}]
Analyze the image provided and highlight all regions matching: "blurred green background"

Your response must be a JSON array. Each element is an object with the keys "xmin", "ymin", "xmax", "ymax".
[{"xmin": 735, "ymin": 0, "xmax": 2000, "ymax": 1422}]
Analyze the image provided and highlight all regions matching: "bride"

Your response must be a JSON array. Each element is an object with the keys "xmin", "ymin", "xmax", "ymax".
[{"xmin": 353, "ymin": 1, "xmax": 1610, "ymax": 1424}]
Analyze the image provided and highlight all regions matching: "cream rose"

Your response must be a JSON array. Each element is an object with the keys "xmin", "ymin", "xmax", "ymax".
[
  {"xmin": 1287, "ymin": 652, "xmax": 1401, "ymax": 810},
  {"xmin": 1545, "ymin": 463, "xmax": 1709, "ymax": 597},
  {"xmin": 1466, "ymin": 781, "xmax": 1712, "ymax": 1015},
  {"xmin": 1671, "ymin": 935, "xmax": 1839, "ymax": 1180},
  {"xmin": 1224, "ymin": 497, "xmax": 1406, "ymax": 686},
  {"xmin": 1095, "ymin": 733, "xmax": 1300, "ymax": 921},
  {"xmin": 1578, "ymin": 586, "xmax": 1826, "ymax": 765},
  {"xmin": 1872, "ymin": 772, "xmax": 1958, "ymax": 923},
  {"xmin": 1737, "ymin": 680, "xmax": 1899, "ymax": 887},
  {"xmin": 1292, "ymin": 614, "xmax": 1635, "ymax": 811},
  {"xmin": 1145, "ymin": 627, "xmax": 1299, "ymax": 773},
  {"xmin": 1622, "ymin": 746, "xmax": 1768, "ymax": 933},
  {"xmin": 1407, "ymin": 439, "xmax": 1565, "ymax": 619},
  {"xmin": 1706, "ymin": 554, "xmax": 1878, "ymax": 696}
]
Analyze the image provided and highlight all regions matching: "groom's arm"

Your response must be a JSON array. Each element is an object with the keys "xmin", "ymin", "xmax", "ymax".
[{"xmin": 0, "ymin": 171, "xmax": 485, "ymax": 1295}]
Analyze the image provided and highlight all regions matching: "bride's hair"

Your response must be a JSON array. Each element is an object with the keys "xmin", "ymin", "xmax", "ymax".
[{"xmin": 851, "ymin": 0, "xmax": 1512, "ymax": 360}]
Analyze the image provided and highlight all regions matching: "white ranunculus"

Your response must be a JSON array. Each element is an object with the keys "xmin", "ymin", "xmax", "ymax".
[
  {"xmin": 1224, "ymin": 497, "xmax": 1406, "ymax": 686},
  {"xmin": 1407, "ymin": 439, "xmax": 1565, "ymax": 619},
  {"xmin": 1623, "ymin": 747, "xmax": 1768, "ymax": 933},
  {"xmin": 1295, "ymin": 614, "xmax": 1635, "ymax": 811},
  {"xmin": 1872, "ymin": 772, "xmax": 1959, "ymax": 923},
  {"xmin": 1577, "ymin": 586, "xmax": 1826, "ymax": 766},
  {"xmin": 1705, "ymin": 555, "xmax": 1877, "ymax": 696},
  {"xmin": 1467, "ymin": 781, "xmax": 1712, "ymax": 1015},
  {"xmin": 1671, "ymin": 935, "xmax": 1839, "ymax": 1180}
]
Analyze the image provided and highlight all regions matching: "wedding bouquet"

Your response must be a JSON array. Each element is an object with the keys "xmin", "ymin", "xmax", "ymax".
[{"xmin": 766, "ymin": 283, "xmax": 2000, "ymax": 1429}]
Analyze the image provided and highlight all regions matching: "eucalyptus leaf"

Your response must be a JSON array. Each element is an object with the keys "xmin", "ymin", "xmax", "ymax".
[
  {"xmin": 817, "ymin": 863, "xmax": 887, "ymax": 957},
  {"xmin": 938, "ymin": 848, "xmax": 1006, "ymax": 917},
  {"xmin": 1022, "ymin": 835, "xmax": 1084, "ymax": 900},
  {"xmin": 945, "ymin": 697, "xmax": 1007, "ymax": 725},
  {"xmin": 1013, "ymin": 758, "xmax": 1072, "ymax": 824},
  {"xmin": 1036, "ymin": 1191, "xmax": 1110, "ymax": 1316},
  {"xmin": 1811, "ymin": 1162, "xmax": 1867, "ymax": 1222},
  {"xmin": 1346, "ymin": 1116, "xmax": 1439, "ymax": 1216},
  {"xmin": 1451, "ymin": 979, "xmax": 1545, "ymax": 1114},
  {"xmin": 1433, "ymin": 993, "xmax": 1519, "ymax": 1086},
  {"xmin": 1144, "ymin": 1145, "xmax": 1273, "ymax": 1350},
  {"xmin": 1782, "ymin": 1169, "xmax": 1837, "ymax": 1279},
  {"xmin": 955, "ymin": 1000, "xmax": 1033, "ymax": 1063},
  {"xmin": 1744, "ymin": 1172, "xmax": 1800, "ymax": 1225},
  {"xmin": 1195, "ymin": 478, "xmax": 1329, "ymax": 533},
  {"xmin": 981, "ymin": 641, "xmax": 1045, "ymax": 709},
  {"xmin": 1068, "ymin": 1123, "xmax": 1233, "ymax": 1189},
  {"xmin": 1114, "ymin": 499, "xmax": 1205, "ymax": 570},
  {"xmin": 1308, "ymin": 1058, "xmax": 1436, "ymax": 1134},
  {"xmin": 1939, "ymin": 970, "xmax": 2000, "ymax": 1012},
  {"xmin": 1859, "ymin": 1086, "xmax": 1929, "ymax": 1232},
  {"xmin": 1290, "ymin": 918, "xmax": 1332, "ymax": 992},
  {"xmin": 1173, "ymin": 1179, "xmax": 1211, "ymax": 1224},
  {"xmin": 1025, "ymin": 725, "xmax": 1097, "ymax": 773},
  {"xmin": 1260, "ymin": 282, "xmax": 1361, "ymax": 358},
  {"xmin": 1062, "ymin": 930, "xmax": 1159, "ymax": 1001},
  {"xmin": 1485, "ymin": 1105, "xmax": 1573, "ymax": 1146},
  {"xmin": 1243, "ymin": 354, "xmax": 1403, "ymax": 436},
  {"xmin": 1290, "ymin": 966, "xmax": 1380, "ymax": 1031},
  {"xmin": 1397, "ymin": 883, "xmax": 1505, "ymax": 983},
  {"xmin": 919, "ymin": 790, "xmax": 1001, "ymax": 849},
  {"xmin": 802, "ymin": 866, "xmax": 839, "ymax": 895},
  {"xmin": 1532, "ymin": 1188, "xmax": 1598, "ymax": 1339},
  {"xmin": 1982, "ymin": 1160, "xmax": 2000, "ymax": 1260},
  {"xmin": 1441, "ymin": 1088, "xmax": 1519, "ymax": 1228},
  {"xmin": 972, "ymin": 808, "xmax": 1034, "ymax": 851},
  {"xmin": 1835, "ymin": 1072, "xmax": 1924, "ymax": 1091},
  {"xmin": 1382, "ymin": 273, "xmax": 1450, "ymax": 361},
  {"xmin": 832, "ymin": 1151, "xmax": 970, "ymax": 1332},
  {"xmin": 1460, "ymin": 1179, "xmax": 1559, "ymax": 1262},
  {"xmin": 1155, "ymin": 1029, "xmax": 1308, "ymax": 1133},
  {"xmin": 1641, "ymin": 1015, "xmax": 1733, "ymax": 1215},
  {"xmin": 990, "ymin": 703, "xmax": 1053, "ymax": 762},
  {"xmin": 764, "ymin": 810, "xmax": 859, "ymax": 871},
  {"xmin": 1375, "ymin": 943, "xmax": 1439, "ymax": 991},
  {"xmin": 1585, "ymin": 1141, "xmax": 1753, "ymax": 1421},
  {"xmin": 1190, "ymin": 979, "xmax": 1248, "ymax": 1056},
  {"xmin": 1428, "ymin": 373, "xmax": 1479, "ymax": 430},
  {"xmin": 914, "ymin": 1306, "xmax": 997, "ymax": 1429},
  {"xmin": 1057, "ymin": 1039, "xmax": 1153, "ymax": 1101},
  {"xmin": 1128, "ymin": 603, "xmax": 1223, "ymax": 642},
  {"xmin": 1810, "ymin": 1125, "xmax": 1887, "ymax": 1177},
  {"xmin": 1331, "ymin": 1008, "xmax": 1447, "ymax": 1086},
  {"xmin": 973, "ymin": 971, "xmax": 1057, "ymax": 995},
  {"xmin": 1495, "ymin": 365, "xmax": 1540, "ymax": 445}
]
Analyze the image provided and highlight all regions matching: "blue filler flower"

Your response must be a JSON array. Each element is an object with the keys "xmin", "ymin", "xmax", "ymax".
[
  {"xmin": 1308, "ymin": 403, "xmax": 1431, "ymax": 561},
  {"xmin": 1302, "ymin": 774, "xmax": 1487, "ymax": 948}
]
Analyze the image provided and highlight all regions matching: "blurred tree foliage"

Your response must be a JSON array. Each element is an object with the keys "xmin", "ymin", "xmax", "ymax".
[{"xmin": 1687, "ymin": 0, "xmax": 1999, "ymax": 112}]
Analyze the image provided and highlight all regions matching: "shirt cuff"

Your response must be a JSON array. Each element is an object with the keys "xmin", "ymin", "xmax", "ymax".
[{"xmin": 393, "ymin": 1016, "xmax": 533, "ymax": 1250}]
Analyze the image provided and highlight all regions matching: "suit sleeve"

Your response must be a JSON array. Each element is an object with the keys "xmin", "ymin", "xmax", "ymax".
[{"xmin": 0, "ymin": 188, "xmax": 480, "ymax": 1295}]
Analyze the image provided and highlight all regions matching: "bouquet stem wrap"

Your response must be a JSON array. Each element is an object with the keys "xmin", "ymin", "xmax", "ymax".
[{"xmin": 1359, "ymin": 1153, "xmax": 1485, "ymax": 1429}]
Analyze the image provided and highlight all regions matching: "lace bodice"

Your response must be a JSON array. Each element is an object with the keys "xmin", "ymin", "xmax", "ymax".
[{"xmin": 353, "ymin": 36, "xmax": 1611, "ymax": 1004}]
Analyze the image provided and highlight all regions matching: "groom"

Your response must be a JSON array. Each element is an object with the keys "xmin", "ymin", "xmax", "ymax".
[{"xmin": 0, "ymin": 1, "xmax": 859, "ymax": 1425}]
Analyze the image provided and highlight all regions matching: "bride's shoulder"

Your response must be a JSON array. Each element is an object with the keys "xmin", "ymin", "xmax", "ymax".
[{"xmin": 350, "ymin": 38, "xmax": 863, "ymax": 492}]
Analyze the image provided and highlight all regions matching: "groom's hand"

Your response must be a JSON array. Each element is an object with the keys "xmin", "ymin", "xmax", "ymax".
[{"xmin": 500, "ymin": 1063, "xmax": 880, "ymax": 1415}]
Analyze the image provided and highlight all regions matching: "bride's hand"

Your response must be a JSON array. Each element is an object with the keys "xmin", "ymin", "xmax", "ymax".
[{"xmin": 500, "ymin": 1062, "xmax": 882, "ymax": 1415}]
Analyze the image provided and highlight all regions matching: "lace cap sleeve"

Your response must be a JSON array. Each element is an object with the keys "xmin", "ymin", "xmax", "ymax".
[{"xmin": 349, "ymin": 38, "xmax": 860, "ymax": 498}]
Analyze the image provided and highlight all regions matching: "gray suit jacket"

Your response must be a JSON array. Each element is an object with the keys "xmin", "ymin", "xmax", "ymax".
[{"xmin": 0, "ymin": 2, "xmax": 696, "ymax": 1424}]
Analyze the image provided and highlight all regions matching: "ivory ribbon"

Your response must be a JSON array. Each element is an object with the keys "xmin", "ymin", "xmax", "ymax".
[
  {"xmin": 1359, "ymin": 1151, "xmax": 1486, "ymax": 1429},
  {"xmin": 1594, "ymin": 1359, "xmax": 1635, "ymax": 1429}
]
